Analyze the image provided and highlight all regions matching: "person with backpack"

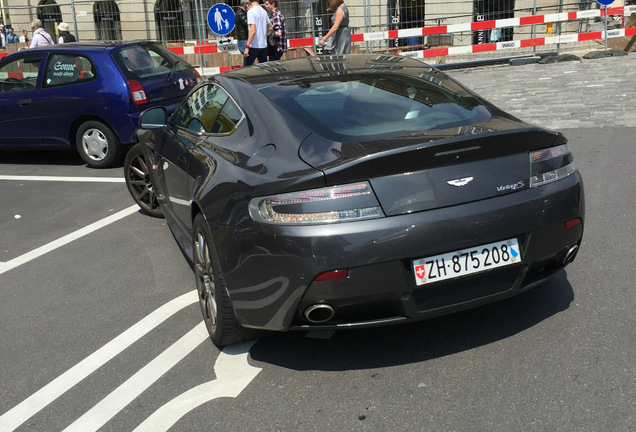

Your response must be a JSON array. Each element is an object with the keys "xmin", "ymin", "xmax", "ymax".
[{"xmin": 58, "ymin": 22, "xmax": 76, "ymax": 43}]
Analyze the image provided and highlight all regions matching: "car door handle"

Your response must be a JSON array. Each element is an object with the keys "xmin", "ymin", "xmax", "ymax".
[{"xmin": 18, "ymin": 99, "xmax": 32, "ymax": 105}]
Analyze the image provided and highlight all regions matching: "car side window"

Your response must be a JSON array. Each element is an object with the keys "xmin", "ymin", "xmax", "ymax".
[
  {"xmin": 0, "ymin": 54, "xmax": 42, "ymax": 93},
  {"xmin": 43, "ymin": 54, "xmax": 96, "ymax": 87},
  {"xmin": 173, "ymin": 84, "xmax": 243, "ymax": 135}
]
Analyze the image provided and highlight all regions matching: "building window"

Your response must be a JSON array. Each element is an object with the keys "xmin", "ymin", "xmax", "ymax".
[{"xmin": 94, "ymin": 1, "xmax": 121, "ymax": 41}]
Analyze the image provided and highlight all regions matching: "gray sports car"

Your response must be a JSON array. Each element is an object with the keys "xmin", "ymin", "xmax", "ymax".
[{"xmin": 125, "ymin": 54, "xmax": 584, "ymax": 346}]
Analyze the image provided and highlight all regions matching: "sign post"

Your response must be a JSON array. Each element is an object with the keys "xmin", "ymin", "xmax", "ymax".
[
  {"xmin": 207, "ymin": 4, "xmax": 236, "ymax": 70},
  {"xmin": 596, "ymin": 0, "xmax": 615, "ymax": 51}
]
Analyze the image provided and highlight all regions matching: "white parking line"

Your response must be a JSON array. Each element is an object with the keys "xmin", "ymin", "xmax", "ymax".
[
  {"xmin": 133, "ymin": 340, "xmax": 261, "ymax": 432},
  {"xmin": 62, "ymin": 322, "xmax": 210, "ymax": 432},
  {"xmin": 0, "ymin": 290, "xmax": 199, "ymax": 432},
  {"xmin": 0, "ymin": 175, "xmax": 125, "ymax": 183},
  {"xmin": 0, "ymin": 205, "xmax": 139, "ymax": 275}
]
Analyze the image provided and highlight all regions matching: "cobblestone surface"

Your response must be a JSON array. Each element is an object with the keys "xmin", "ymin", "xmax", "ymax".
[{"xmin": 447, "ymin": 53, "xmax": 636, "ymax": 130}]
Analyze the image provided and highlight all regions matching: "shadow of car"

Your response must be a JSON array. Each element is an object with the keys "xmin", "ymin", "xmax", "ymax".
[{"xmin": 0, "ymin": 41, "xmax": 200, "ymax": 168}]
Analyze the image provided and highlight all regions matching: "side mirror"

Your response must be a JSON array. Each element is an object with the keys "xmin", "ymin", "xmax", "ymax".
[{"xmin": 138, "ymin": 107, "xmax": 167, "ymax": 129}]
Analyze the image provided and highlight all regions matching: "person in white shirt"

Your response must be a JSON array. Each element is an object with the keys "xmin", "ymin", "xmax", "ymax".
[{"xmin": 243, "ymin": 0, "xmax": 272, "ymax": 66}]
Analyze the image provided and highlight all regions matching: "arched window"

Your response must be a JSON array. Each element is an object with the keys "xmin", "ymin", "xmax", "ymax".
[
  {"xmin": 37, "ymin": 0, "xmax": 62, "ymax": 40},
  {"xmin": 155, "ymin": 0, "xmax": 184, "ymax": 43},
  {"xmin": 94, "ymin": 1, "xmax": 121, "ymax": 41}
]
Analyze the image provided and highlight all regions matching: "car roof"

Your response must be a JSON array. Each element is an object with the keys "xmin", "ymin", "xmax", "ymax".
[
  {"xmin": 4, "ymin": 40, "xmax": 161, "ymax": 57},
  {"xmin": 220, "ymin": 54, "xmax": 436, "ymax": 88}
]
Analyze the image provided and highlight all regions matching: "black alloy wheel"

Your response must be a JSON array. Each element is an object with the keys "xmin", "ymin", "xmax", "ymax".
[{"xmin": 124, "ymin": 144, "xmax": 163, "ymax": 218}]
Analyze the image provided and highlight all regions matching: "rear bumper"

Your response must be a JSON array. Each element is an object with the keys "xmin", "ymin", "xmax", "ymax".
[{"xmin": 219, "ymin": 173, "xmax": 584, "ymax": 331}]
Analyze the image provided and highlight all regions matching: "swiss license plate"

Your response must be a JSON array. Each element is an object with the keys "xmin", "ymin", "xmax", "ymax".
[{"xmin": 413, "ymin": 238, "xmax": 522, "ymax": 286}]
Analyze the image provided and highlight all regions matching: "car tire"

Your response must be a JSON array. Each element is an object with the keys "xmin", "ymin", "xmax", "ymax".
[
  {"xmin": 76, "ymin": 120, "xmax": 122, "ymax": 168},
  {"xmin": 124, "ymin": 144, "xmax": 163, "ymax": 218},
  {"xmin": 193, "ymin": 213, "xmax": 254, "ymax": 347}
]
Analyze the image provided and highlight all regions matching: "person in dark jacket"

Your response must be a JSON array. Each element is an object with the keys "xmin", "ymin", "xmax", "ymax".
[
  {"xmin": 57, "ymin": 22, "xmax": 76, "ymax": 43},
  {"xmin": 235, "ymin": 0, "xmax": 250, "ymax": 65}
]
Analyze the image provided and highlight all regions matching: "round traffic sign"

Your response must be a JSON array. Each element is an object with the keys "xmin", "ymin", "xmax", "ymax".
[
  {"xmin": 207, "ymin": 4, "xmax": 235, "ymax": 36},
  {"xmin": 595, "ymin": 0, "xmax": 615, "ymax": 5}
]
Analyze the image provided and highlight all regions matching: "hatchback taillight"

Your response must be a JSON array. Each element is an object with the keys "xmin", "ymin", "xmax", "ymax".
[
  {"xmin": 128, "ymin": 80, "xmax": 148, "ymax": 105},
  {"xmin": 194, "ymin": 69, "xmax": 202, "ymax": 84}
]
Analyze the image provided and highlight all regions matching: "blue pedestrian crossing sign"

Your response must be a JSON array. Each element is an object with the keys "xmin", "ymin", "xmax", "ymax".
[
  {"xmin": 595, "ymin": 0, "xmax": 614, "ymax": 5},
  {"xmin": 207, "ymin": 3, "xmax": 235, "ymax": 36}
]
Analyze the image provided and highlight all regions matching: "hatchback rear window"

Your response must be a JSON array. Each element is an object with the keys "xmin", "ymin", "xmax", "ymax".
[
  {"xmin": 113, "ymin": 44, "xmax": 190, "ymax": 81},
  {"xmin": 260, "ymin": 70, "xmax": 492, "ymax": 141}
]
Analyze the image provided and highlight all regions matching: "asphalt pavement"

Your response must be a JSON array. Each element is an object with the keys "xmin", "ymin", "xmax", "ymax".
[{"xmin": 0, "ymin": 53, "xmax": 634, "ymax": 432}]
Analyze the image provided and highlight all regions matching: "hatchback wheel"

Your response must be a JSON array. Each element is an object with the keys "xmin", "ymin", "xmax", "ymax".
[
  {"xmin": 193, "ymin": 214, "xmax": 251, "ymax": 347},
  {"xmin": 124, "ymin": 144, "xmax": 163, "ymax": 218},
  {"xmin": 76, "ymin": 120, "xmax": 122, "ymax": 168}
]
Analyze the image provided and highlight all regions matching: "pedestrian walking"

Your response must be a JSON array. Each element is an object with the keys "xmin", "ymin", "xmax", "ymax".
[
  {"xmin": 0, "ymin": 24, "xmax": 6, "ymax": 48},
  {"xmin": 235, "ymin": 0, "xmax": 250, "ymax": 66},
  {"xmin": 265, "ymin": 0, "xmax": 286, "ymax": 61},
  {"xmin": 57, "ymin": 22, "xmax": 76, "ymax": 43},
  {"xmin": 243, "ymin": 0, "xmax": 272, "ymax": 66},
  {"xmin": 20, "ymin": 29, "xmax": 29, "ymax": 43},
  {"xmin": 318, "ymin": 0, "xmax": 351, "ymax": 54},
  {"xmin": 29, "ymin": 19, "xmax": 54, "ymax": 48}
]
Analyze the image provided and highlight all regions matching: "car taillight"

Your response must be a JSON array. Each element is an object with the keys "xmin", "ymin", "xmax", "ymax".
[
  {"xmin": 128, "ymin": 80, "xmax": 148, "ymax": 105},
  {"xmin": 529, "ymin": 144, "xmax": 576, "ymax": 188},
  {"xmin": 194, "ymin": 69, "xmax": 202, "ymax": 84},
  {"xmin": 249, "ymin": 182, "xmax": 385, "ymax": 225}
]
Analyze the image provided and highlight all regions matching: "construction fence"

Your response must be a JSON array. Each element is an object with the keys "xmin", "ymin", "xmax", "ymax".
[{"xmin": 1, "ymin": 0, "xmax": 635, "ymax": 68}]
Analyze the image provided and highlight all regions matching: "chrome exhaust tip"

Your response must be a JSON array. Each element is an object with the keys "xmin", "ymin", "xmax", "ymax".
[
  {"xmin": 563, "ymin": 245, "xmax": 579, "ymax": 264},
  {"xmin": 304, "ymin": 304, "xmax": 335, "ymax": 323}
]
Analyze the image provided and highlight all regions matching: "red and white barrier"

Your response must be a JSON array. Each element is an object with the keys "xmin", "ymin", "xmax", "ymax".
[
  {"xmin": 1, "ymin": 6, "xmax": 634, "ymax": 64},
  {"xmin": 397, "ymin": 26, "xmax": 636, "ymax": 61}
]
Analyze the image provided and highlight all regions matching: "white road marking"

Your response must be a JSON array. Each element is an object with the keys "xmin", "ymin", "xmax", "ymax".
[
  {"xmin": 0, "ymin": 175, "xmax": 125, "ymax": 183},
  {"xmin": 0, "ymin": 205, "xmax": 139, "ymax": 275},
  {"xmin": 62, "ymin": 322, "xmax": 210, "ymax": 432},
  {"xmin": 133, "ymin": 340, "xmax": 261, "ymax": 432},
  {"xmin": 0, "ymin": 290, "xmax": 199, "ymax": 432}
]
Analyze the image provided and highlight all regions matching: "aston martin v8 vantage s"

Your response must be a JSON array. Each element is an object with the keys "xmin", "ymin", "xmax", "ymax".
[{"xmin": 125, "ymin": 54, "xmax": 584, "ymax": 346}]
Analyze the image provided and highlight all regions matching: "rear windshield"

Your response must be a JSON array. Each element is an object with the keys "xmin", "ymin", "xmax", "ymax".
[
  {"xmin": 260, "ymin": 70, "xmax": 491, "ymax": 141},
  {"xmin": 112, "ymin": 44, "xmax": 191, "ymax": 80}
]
